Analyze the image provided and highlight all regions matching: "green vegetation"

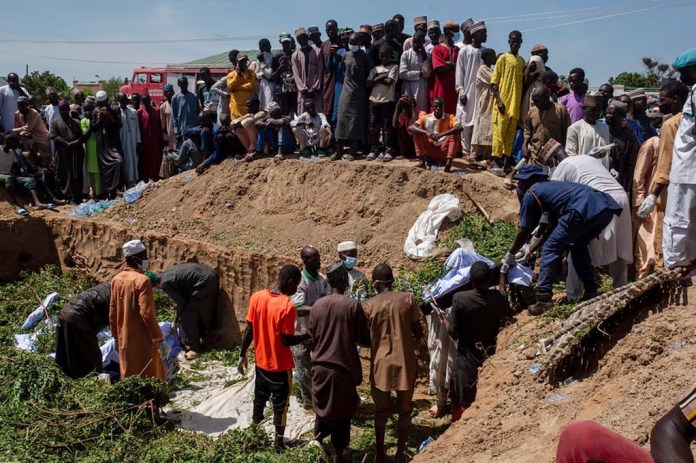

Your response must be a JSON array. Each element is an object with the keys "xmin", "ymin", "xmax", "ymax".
[
  {"xmin": 396, "ymin": 215, "xmax": 518, "ymax": 301},
  {"xmin": 0, "ymin": 346, "xmax": 325, "ymax": 462},
  {"xmin": 0, "ymin": 266, "xmax": 97, "ymax": 354}
]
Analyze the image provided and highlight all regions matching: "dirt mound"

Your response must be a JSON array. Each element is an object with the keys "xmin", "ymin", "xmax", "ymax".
[
  {"xmin": 415, "ymin": 283, "xmax": 696, "ymax": 462},
  {"xmin": 101, "ymin": 159, "xmax": 518, "ymax": 269}
]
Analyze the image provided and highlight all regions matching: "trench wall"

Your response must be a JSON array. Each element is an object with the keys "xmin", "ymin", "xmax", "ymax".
[{"xmin": 1, "ymin": 216, "xmax": 294, "ymax": 346}]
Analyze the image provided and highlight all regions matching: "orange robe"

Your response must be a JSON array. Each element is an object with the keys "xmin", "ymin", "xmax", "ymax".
[{"xmin": 109, "ymin": 267, "xmax": 166, "ymax": 381}]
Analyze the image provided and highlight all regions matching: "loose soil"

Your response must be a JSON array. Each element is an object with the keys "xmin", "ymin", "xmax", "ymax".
[{"xmin": 99, "ymin": 158, "xmax": 519, "ymax": 270}]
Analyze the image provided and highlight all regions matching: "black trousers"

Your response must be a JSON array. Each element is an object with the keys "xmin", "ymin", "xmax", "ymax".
[
  {"xmin": 253, "ymin": 366, "xmax": 292, "ymax": 428},
  {"xmin": 54, "ymin": 317, "xmax": 102, "ymax": 379},
  {"xmin": 369, "ymin": 101, "xmax": 396, "ymax": 152},
  {"xmin": 449, "ymin": 347, "xmax": 482, "ymax": 407}
]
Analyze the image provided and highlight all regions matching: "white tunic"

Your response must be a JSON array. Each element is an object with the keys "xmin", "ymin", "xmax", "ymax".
[
  {"xmin": 252, "ymin": 51, "xmax": 276, "ymax": 111},
  {"xmin": 119, "ymin": 106, "xmax": 141, "ymax": 183},
  {"xmin": 565, "ymin": 119, "xmax": 612, "ymax": 168},
  {"xmin": 0, "ymin": 85, "xmax": 30, "ymax": 132},
  {"xmin": 669, "ymin": 84, "xmax": 696, "ymax": 185},
  {"xmin": 399, "ymin": 48, "xmax": 431, "ymax": 113},
  {"xmin": 552, "ymin": 154, "xmax": 633, "ymax": 265},
  {"xmin": 454, "ymin": 44, "xmax": 482, "ymax": 127}
]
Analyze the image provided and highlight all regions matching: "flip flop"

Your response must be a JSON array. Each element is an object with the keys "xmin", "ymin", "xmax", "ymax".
[
  {"xmin": 46, "ymin": 203, "xmax": 56, "ymax": 210},
  {"xmin": 503, "ymin": 179, "xmax": 516, "ymax": 190},
  {"xmin": 15, "ymin": 208, "xmax": 29, "ymax": 216}
]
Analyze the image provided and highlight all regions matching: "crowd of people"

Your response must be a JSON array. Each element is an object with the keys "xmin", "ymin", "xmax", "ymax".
[{"xmin": 1, "ymin": 14, "xmax": 691, "ymax": 210}]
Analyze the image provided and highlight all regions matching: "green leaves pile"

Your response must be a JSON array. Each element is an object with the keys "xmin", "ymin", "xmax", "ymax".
[
  {"xmin": 0, "ymin": 267, "xmax": 325, "ymax": 462},
  {"xmin": 396, "ymin": 215, "xmax": 518, "ymax": 301},
  {"xmin": 0, "ymin": 347, "xmax": 326, "ymax": 462}
]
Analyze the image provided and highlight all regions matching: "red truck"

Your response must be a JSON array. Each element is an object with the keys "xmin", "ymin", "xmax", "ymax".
[{"xmin": 119, "ymin": 65, "xmax": 231, "ymax": 104}]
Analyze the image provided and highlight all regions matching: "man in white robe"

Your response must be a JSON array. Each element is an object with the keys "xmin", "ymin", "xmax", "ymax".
[
  {"xmin": 551, "ymin": 154, "xmax": 632, "ymax": 300},
  {"xmin": 399, "ymin": 31, "xmax": 431, "ymax": 114},
  {"xmin": 253, "ymin": 39, "xmax": 276, "ymax": 111},
  {"xmin": 117, "ymin": 93, "xmax": 141, "ymax": 187},
  {"xmin": 0, "ymin": 73, "xmax": 30, "ymax": 133},
  {"xmin": 454, "ymin": 21, "xmax": 486, "ymax": 159},
  {"xmin": 565, "ymin": 95, "xmax": 611, "ymax": 162},
  {"xmin": 663, "ymin": 49, "xmax": 696, "ymax": 271}
]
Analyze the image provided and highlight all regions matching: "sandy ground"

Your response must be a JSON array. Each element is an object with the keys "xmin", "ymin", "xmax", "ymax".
[
  {"xmin": 415, "ymin": 282, "xmax": 696, "ymax": 462},
  {"xmin": 98, "ymin": 157, "xmax": 519, "ymax": 270}
]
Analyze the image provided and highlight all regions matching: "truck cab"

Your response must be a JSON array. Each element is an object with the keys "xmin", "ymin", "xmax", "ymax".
[{"xmin": 120, "ymin": 66, "xmax": 231, "ymax": 105}]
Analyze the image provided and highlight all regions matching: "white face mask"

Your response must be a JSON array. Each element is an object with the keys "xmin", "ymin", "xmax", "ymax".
[
  {"xmin": 349, "ymin": 45, "xmax": 360, "ymax": 53},
  {"xmin": 138, "ymin": 259, "xmax": 149, "ymax": 271}
]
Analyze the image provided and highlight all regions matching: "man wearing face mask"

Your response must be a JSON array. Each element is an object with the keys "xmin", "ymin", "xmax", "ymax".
[
  {"xmin": 109, "ymin": 239, "xmax": 167, "ymax": 381},
  {"xmin": 291, "ymin": 245, "xmax": 331, "ymax": 408},
  {"xmin": 337, "ymin": 241, "xmax": 367, "ymax": 297}
]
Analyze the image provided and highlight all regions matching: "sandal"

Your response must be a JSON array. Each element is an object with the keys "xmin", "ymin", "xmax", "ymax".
[
  {"xmin": 274, "ymin": 154, "xmax": 285, "ymax": 162},
  {"xmin": 428, "ymin": 405, "xmax": 446, "ymax": 418},
  {"xmin": 503, "ymin": 178, "xmax": 515, "ymax": 190},
  {"xmin": 15, "ymin": 207, "xmax": 29, "ymax": 216}
]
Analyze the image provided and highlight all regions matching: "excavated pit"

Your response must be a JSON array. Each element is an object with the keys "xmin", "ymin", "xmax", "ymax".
[{"xmin": 0, "ymin": 215, "xmax": 293, "ymax": 346}]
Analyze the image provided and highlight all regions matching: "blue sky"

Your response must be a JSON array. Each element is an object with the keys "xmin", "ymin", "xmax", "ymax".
[{"xmin": 1, "ymin": 0, "xmax": 693, "ymax": 87}]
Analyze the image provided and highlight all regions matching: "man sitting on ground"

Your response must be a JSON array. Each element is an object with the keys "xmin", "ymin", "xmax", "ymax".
[
  {"xmin": 252, "ymin": 102, "xmax": 295, "ymax": 162},
  {"xmin": 232, "ymin": 97, "xmax": 267, "ymax": 159},
  {"xmin": 0, "ymin": 133, "xmax": 47, "ymax": 215},
  {"xmin": 166, "ymin": 110, "xmax": 218, "ymax": 174},
  {"xmin": 238, "ymin": 264, "xmax": 309, "ymax": 448},
  {"xmin": 409, "ymin": 96, "xmax": 463, "ymax": 172},
  {"xmin": 292, "ymin": 99, "xmax": 332, "ymax": 157},
  {"xmin": 449, "ymin": 261, "xmax": 509, "ymax": 422}
]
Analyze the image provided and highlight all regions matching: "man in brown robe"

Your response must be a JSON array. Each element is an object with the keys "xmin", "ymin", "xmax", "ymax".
[
  {"xmin": 522, "ymin": 85, "xmax": 570, "ymax": 163},
  {"xmin": 309, "ymin": 262, "xmax": 368, "ymax": 463},
  {"xmin": 363, "ymin": 263, "xmax": 423, "ymax": 463},
  {"xmin": 109, "ymin": 239, "xmax": 166, "ymax": 382}
]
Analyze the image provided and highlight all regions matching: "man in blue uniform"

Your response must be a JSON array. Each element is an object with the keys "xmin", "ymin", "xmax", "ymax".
[{"xmin": 502, "ymin": 165, "xmax": 622, "ymax": 315}]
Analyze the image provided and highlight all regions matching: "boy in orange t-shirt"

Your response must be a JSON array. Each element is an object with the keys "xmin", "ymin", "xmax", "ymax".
[
  {"xmin": 408, "ymin": 96, "xmax": 463, "ymax": 171},
  {"xmin": 238, "ymin": 264, "xmax": 309, "ymax": 447}
]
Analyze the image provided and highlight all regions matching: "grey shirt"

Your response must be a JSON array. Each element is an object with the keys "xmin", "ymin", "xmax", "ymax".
[{"xmin": 291, "ymin": 269, "xmax": 330, "ymax": 334}]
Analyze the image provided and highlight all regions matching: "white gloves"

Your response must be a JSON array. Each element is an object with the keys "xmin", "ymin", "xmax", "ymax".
[
  {"xmin": 515, "ymin": 244, "xmax": 533, "ymax": 263},
  {"xmin": 159, "ymin": 340, "xmax": 171, "ymax": 359},
  {"xmin": 636, "ymin": 194, "xmax": 657, "ymax": 219},
  {"xmin": 237, "ymin": 355, "xmax": 248, "ymax": 376},
  {"xmin": 501, "ymin": 251, "xmax": 516, "ymax": 273}
]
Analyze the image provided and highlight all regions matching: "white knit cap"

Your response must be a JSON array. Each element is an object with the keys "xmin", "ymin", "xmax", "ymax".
[
  {"xmin": 95, "ymin": 90, "xmax": 108, "ymax": 102},
  {"xmin": 123, "ymin": 239, "xmax": 146, "ymax": 257},
  {"xmin": 337, "ymin": 241, "xmax": 357, "ymax": 252}
]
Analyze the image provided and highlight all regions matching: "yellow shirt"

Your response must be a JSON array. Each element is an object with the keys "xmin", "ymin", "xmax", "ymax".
[
  {"xmin": 227, "ymin": 70, "xmax": 257, "ymax": 119},
  {"xmin": 491, "ymin": 52, "xmax": 525, "ymax": 120}
]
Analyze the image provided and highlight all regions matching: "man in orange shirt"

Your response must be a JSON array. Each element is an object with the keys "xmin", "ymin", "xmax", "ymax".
[
  {"xmin": 409, "ymin": 97, "xmax": 463, "ymax": 172},
  {"xmin": 237, "ymin": 264, "xmax": 309, "ymax": 448},
  {"xmin": 109, "ymin": 239, "xmax": 166, "ymax": 382}
]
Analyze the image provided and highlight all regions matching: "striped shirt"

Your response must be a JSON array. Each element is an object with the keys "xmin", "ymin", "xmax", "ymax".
[{"xmin": 679, "ymin": 383, "xmax": 696, "ymax": 428}]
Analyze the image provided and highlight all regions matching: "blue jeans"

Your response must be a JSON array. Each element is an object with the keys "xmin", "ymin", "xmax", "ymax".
[
  {"xmin": 257, "ymin": 126, "xmax": 296, "ymax": 155},
  {"xmin": 537, "ymin": 209, "xmax": 616, "ymax": 294}
]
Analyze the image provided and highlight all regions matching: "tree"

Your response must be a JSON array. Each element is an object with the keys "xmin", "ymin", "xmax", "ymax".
[
  {"xmin": 103, "ymin": 76, "xmax": 125, "ymax": 100},
  {"xmin": 608, "ymin": 56, "xmax": 676, "ymax": 88},
  {"xmin": 21, "ymin": 71, "xmax": 70, "ymax": 105}
]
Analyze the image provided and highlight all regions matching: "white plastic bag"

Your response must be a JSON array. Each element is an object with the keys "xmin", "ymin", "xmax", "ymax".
[{"xmin": 404, "ymin": 194, "xmax": 462, "ymax": 260}]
